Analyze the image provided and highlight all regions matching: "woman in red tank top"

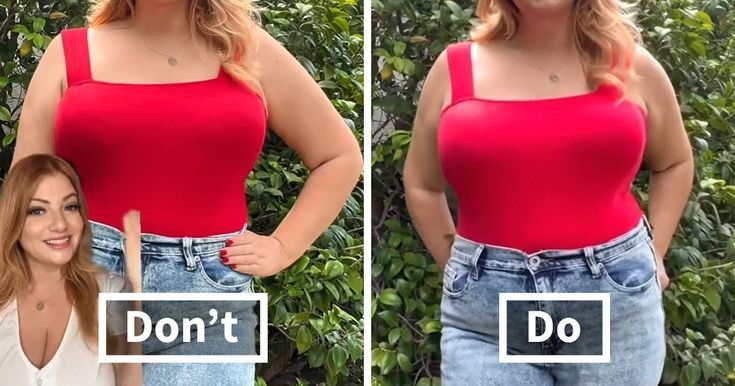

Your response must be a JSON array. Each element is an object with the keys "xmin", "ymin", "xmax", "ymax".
[
  {"xmin": 11, "ymin": 0, "xmax": 362, "ymax": 384},
  {"xmin": 404, "ymin": 0, "xmax": 693, "ymax": 385}
]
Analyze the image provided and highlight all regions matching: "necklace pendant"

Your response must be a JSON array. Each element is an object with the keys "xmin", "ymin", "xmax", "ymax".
[
  {"xmin": 168, "ymin": 57, "xmax": 178, "ymax": 66},
  {"xmin": 549, "ymin": 73, "xmax": 560, "ymax": 82},
  {"xmin": 36, "ymin": 301, "xmax": 44, "ymax": 311}
]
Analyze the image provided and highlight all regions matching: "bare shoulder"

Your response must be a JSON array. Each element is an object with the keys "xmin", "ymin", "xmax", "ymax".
[
  {"xmin": 422, "ymin": 47, "xmax": 451, "ymax": 111},
  {"xmin": 631, "ymin": 45, "xmax": 674, "ymax": 95},
  {"xmin": 40, "ymin": 33, "xmax": 66, "ymax": 75},
  {"xmin": 251, "ymin": 26, "xmax": 290, "ymax": 68}
]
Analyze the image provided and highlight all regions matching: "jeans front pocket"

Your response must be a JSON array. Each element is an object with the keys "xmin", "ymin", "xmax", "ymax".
[
  {"xmin": 443, "ymin": 236, "xmax": 482, "ymax": 299},
  {"xmin": 198, "ymin": 250, "xmax": 254, "ymax": 292},
  {"xmin": 601, "ymin": 239, "xmax": 657, "ymax": 293},
  {"xmin": 443, "ymin": 257, "xmax": 475, "ymax": 298}
]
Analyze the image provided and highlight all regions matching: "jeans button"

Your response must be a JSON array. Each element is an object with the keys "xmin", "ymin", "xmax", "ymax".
[{"xmin": 528, "ymin": 256, "xmax": 541, "ymax": 270}]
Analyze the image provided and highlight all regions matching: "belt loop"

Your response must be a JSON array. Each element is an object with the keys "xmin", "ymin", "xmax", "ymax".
[
  {"xmin": 470, "ymin": 245, "xmax": 483, "ymax": 280},
  {"xmin": 642, "ymin": 215, "xmax": 654, "ymax": 240},
  {"xmin": 182, "ymin": 237, "xmax": 196, "ymax": 271},
  {"xmin": 583, "ymin": 247, "xmax": 602, "ymax": 279}
]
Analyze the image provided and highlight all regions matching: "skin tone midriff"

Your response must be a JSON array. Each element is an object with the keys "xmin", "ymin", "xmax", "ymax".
[{"xmin": 16, "ymin": 173, "xmax": 82, "ymax": 369}]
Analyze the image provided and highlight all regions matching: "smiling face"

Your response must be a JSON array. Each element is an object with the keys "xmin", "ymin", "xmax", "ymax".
[{"xmin": 18, "ymin": 173, "xmax": 84, "ymax": 268}]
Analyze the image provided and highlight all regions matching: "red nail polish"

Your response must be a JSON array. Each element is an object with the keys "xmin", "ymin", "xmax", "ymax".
[
  {"xmin": 225, "ymin": 239, "xmax": 233, "ymax": 247},
  {"xmin": 221, "ymin": 257, "xmax": 229, "ymax": 263},
  {"xmin": 220, "ymin": 249, "xmax": 227, "ymax": 257},
  {"xmin": 230, "ymin": 264, "xmax": 237, "ymax": 269}
]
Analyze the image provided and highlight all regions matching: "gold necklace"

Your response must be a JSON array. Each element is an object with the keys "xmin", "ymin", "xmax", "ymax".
[
  {"xmin": 508, "ymin": 44, "xmax": 569, "ymax": 83},
  {"xmin": 134, "ymin": 28, "xmax": 192, "ymax": 67},
  {"xmin": 28, "ymin": 279, "xmax": 67, "ymax": 311}
]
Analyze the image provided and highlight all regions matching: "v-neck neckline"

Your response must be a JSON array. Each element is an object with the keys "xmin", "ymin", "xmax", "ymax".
[{"xmin": 15, "ymin": 298, "xmax": 75, "ymax": 373}]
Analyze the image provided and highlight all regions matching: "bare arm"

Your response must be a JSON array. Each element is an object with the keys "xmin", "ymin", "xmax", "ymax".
[
  {"xmin": 258, "ymin": 27, "xmax": 362, "ymax": 260},
  {"xmin": 11, "ymin": 34, "xmax": 66, "ymax": 166},
  {"xmin": 634, "ymin": 46, "xmax": 695, "ymax": 287},
  {"xmin": 221, "ymin": 27, "xmax": 363, "ymax": 276},
  {"xmin": 403, "ymin": 51, "xmax": 456, "ymax": 268}
]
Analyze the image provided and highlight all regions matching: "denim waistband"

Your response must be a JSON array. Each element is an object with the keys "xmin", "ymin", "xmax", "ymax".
[
  {"xmin": 451, "ymin": 216, "xmax": 653, "ymax": 273},
  {"xmin": 90, "ymin": 220, "xmax": 247, "ymax": 257}
]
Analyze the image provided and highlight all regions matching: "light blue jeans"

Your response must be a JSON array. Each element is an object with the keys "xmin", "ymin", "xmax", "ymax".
[
  {"xmin": 91, "ymin": 221, "xmax": 257, "ymax": 386},
  {"xmin": 441, "ymin": 217, "xmax": 665, "ymax": 385}
]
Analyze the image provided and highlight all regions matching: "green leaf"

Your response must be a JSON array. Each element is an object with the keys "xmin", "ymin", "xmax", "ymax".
[
  {"xmin": 307, "ymin": 345, "xmax": 327, "ymax": 367},
  {"xmin": 445, "ymin": 0, "xmax": 464, "ymax": 16},
  {"xmin": 0, "ymin": 106, "xmax": 11, "ymax": 121},
  {"xmin": 379, "ymin": 350, "xmax": 397, "ymax": 375},
  {"xmin": 2, "ymin": 133, "xmax": 16, "ymax": 147},
  {"xmin": 377, "ymin": 310, "xmax": 399, "ymax": 327},
  {"xmin": 704, "ymin": 286, "xmax": 721, "ymax": 311},
  {"xmin": 291, "ymin": 255, "xmax": 310, "ymax": 274},
  {"xmin": 422, "ymin": 320, "xmax": 441, "ymax": 334},
  {"xmin": 33, "ymin": 34, "xmax": 45, "ymax": 48},
  {"xmin": 296, "ymin": 325, "xmax": 313, "ymax": 353},
  {"xmin": 12, "ymin": 24, "xmax": 29, "ymax": 35},
  {"xmin": 682, "ymin": 363, "xmax": 701, "ymax": 385},
  {"xmin": 49, "ymin": 12, "xmax": 68, "ymax": 20},
  {"xmin": 378, "ymin": 290, "xmax": 402, "ymax": 307},
  {"xmin": 283, "ymin": 170, "xmax": 304, "ymax": 183},
  {"xmin": 32, "ymin": 18, "xmax": 46, "ymax": 32},
  {"xmin": 393, "ymin": 41, "xmax": 406, "ymax": 56},
  {"xmin": 397, "ymin": 353, "xmax": 412, "ymax": 372},
  {"xmin": 324, "ymin": 260, "xmax": 345, "ymax": 279},
  {"xmin": 327, "ymin": 345, "xmax": 349, "ymax": 372},
  {"xmin": 388, "ymin": 328, "xmax": 401, "ymax": 345}
]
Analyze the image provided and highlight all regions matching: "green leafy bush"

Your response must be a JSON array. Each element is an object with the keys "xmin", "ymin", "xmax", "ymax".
[
  {"xmin": 372, "ymin": 1, "xmax": 735, "ymax": 385},
  {"xmin": 0, "ymin": 0, "xmax": 364, "ymax": 385}
]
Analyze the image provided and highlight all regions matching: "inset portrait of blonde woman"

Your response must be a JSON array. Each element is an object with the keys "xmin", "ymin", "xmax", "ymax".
[
  {"xmin": 0, "ymin": 154, "xmax": 136, "ymax": 386},
  {"xmin": 404, "ymin": 0, "xmax": 694, "ymax": 384}
]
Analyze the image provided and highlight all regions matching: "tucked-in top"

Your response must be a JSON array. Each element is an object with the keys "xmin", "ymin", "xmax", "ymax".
[
  {"xmin": 55, "ymin": 28, "xmax": 267, "ymax": 237},
  {"xmin": 437, "ymin": 42, "xmax": 646, "ymax": 253}
]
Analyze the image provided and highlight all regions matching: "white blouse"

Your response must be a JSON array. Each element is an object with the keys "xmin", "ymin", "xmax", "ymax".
[{"xmin": 0, "ymin": 274, "xmax": 127, "ymax": 386}]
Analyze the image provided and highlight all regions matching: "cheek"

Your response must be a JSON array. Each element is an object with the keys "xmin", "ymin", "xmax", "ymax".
[
  {"xmin": 19, "ymin": 218, "xmax": 39, "ymax": 250},
  {"xmin": 69, "ymin": 214, "xmax": 85, "ymax": 237}
]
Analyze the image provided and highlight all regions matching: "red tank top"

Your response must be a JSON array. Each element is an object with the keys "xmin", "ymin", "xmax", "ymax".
[
  {"xmin": 437, "ymin": 42, "xmax": 646, "ymax": 253},
  {"xmin": 54, "ymin": 28, "xmax": 266, "ymax": 237}
]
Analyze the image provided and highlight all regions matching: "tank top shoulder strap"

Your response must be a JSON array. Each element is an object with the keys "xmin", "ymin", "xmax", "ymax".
[
  {"xmin": 61, "ymin": 28, "xmax": 92, "ymax": 86},
  {"xmin": 446, "ymin": 41, "xmax": 474, "ymax": 102}
]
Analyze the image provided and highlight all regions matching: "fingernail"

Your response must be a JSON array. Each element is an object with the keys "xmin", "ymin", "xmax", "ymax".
[
  {"xmin": 221, "ymin": 257, "xmax": 229, "ymax": 263},
  {"xmin": 225, "ymin": 239, "xmax": 233, "ymax": 247},
  {"xmin": 219, "ymin": 249, "xmax": 227, "ymax": 257},
  {"xmin": 230, "ymin": 264, "xmax": 237, "ymax": 269}
]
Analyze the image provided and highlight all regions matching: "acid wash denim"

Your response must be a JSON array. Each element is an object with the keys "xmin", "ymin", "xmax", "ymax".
[
  {"xmin": 441, "ymin": 217, "xmax": 665, "ymax": 386},
  {"xmin": 91, "ymin": 221, "xmax": 257, "ymax": 386}
]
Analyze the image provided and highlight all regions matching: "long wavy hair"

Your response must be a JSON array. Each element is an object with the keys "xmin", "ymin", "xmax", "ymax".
[
  {"xmin": 87, "ymin": 0, "xmax": 262, "ymax": 94},
  {"xmin": 0, "ymin": 155, "xmax": 100, "ymax": 345},
  {"xmin": 472, "ymin": 0, "xmax": 641, "ymax": 89}
]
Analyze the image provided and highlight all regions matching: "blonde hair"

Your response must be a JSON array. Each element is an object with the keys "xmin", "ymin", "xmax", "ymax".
[
  {"xmin": 0, "ymin": 155, "xmax": 100, "ymax": 345},
  {"xmin": 87, "ymin": 0, "xmax": 263, "ymax": 94},
  {"xmin": 472, "ymin": 0, "xmax": 641, "ymax": 89}
]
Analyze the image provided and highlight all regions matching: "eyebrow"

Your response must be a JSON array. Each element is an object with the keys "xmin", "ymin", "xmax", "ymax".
[{"xmin": 30, "ymin": 193, "xmax": 78, "ymax": 204}]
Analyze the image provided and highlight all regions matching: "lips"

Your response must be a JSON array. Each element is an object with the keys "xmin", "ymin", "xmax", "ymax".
[{"xmin": 44, "ymin": 236, "xmax": 72, "ymax": 249}]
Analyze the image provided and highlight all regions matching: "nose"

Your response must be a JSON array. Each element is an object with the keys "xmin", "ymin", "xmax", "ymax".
[{"xmin": 49, "ymin": 210, "xmax": 70, "ymax": 232}]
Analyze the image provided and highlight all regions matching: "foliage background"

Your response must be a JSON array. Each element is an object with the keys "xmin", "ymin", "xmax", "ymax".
[
  {"xmin": 0, "ymin": 0, "xmax": 364, "ymax": 385},
  {"xmin": 372, "ymin": 1, "xmax": 735, "ymax": 385}
]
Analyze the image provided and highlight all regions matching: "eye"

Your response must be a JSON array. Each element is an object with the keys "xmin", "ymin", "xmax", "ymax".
[
  {"xmin": 27, "ymin": 207, "xmax": 45, "ymax": 216},
  {"xmin": 65, "ymin": 203, "xmax": 80, "ymax": 212}
]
